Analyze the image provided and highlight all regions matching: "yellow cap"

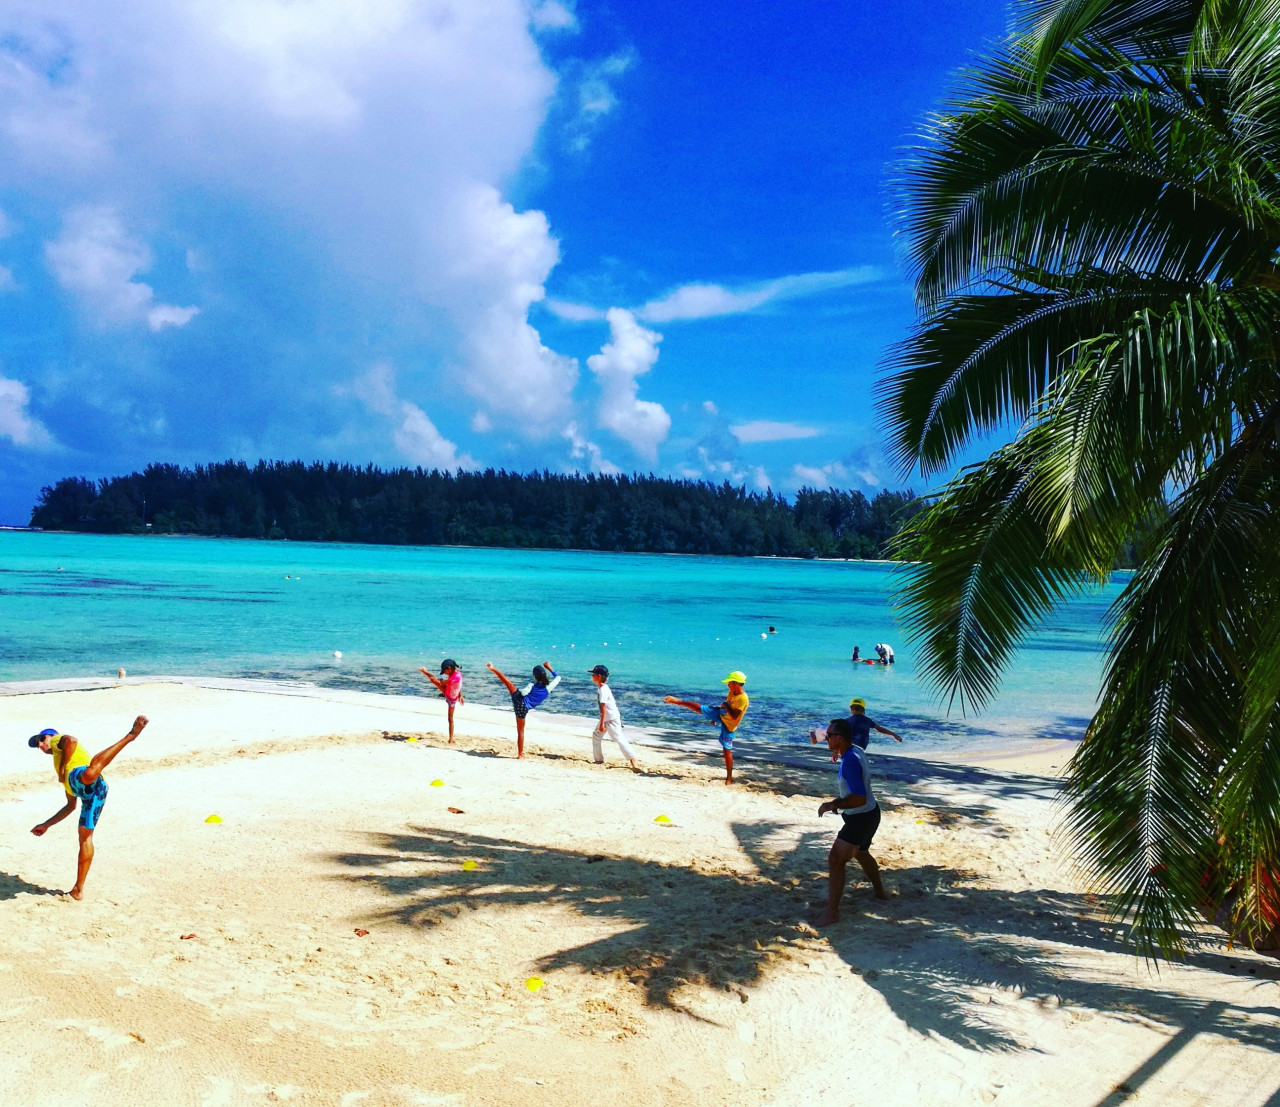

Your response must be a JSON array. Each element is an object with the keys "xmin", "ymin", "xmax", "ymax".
[
  {"xmin": 849, "ymin": 697, "xmax": 866, "ymax": 709},
  {"xmin": 722, "ymin": 670, "xmax": 747, "ymax": 685}
]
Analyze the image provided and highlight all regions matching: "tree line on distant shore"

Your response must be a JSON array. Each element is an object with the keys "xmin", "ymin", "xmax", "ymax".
[{"xmin": 29, "ymin": 461, "xmax": 925, "ymax": 558}]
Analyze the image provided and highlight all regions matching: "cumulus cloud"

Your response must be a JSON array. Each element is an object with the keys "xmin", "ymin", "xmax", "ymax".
[
  {"xmin": 730, "ymin": 420, "xmax": 820, "ymax": 444},
  {"xmin": 586, "ymin": 308, "xmax": 670, "ymax": 461},
  {"xmin": 0, "ymin": 374, "xmax": 52, "ymax": 447},
  {"xmin": 434, "ymin": 185, "xmax": 579, "ymax": 433},
  {"xmin": 0, "ymin": 0, "xmax": 591, "ymax": 477},
  {"xmin": 350, "ymin": 364, "xmax": 475, "ymax": 471},
  {"xmin": 790, "ymin": 446, "xmax": 883, "ymax": 490},
  {"xmin": 44, "ymin": 207, "xmax": 200, "ymax": 331}
]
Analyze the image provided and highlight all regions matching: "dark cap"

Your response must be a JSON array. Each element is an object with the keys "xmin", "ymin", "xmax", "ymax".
[
  {"xmin": 589, "ymin": 664, "xmax": 609, "ymax": 678},
  {"xmin": 28, "ymin": 728, "xmax": 58, "ymax": 748},
  {"xmin": 439, "ymin": 658, "xmax": 457, "ymax": 672}
]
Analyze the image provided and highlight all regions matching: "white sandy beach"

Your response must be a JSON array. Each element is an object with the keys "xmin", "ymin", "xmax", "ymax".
[{"xmin": 1, "ymin": 679, "xmax": 1277, "ymax": 1106}]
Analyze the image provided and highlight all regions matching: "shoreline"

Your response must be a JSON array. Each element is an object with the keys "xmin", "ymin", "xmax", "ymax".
[{"xmin": 0, "ymin": 673, "xmax": 1080, "ymax": 778}]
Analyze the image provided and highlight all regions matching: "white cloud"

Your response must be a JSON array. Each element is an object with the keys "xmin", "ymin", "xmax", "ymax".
[
  {"xmin": 44, "ymin": 207, "xmax": 199, "ymax": 330},
  {"xmin": 791, "ymin": 455, "xmax": 881, "ymax": 489},
  {"xmin": 350, "ymin": 363, "xmax": 475, "ymax": 471},
  {"xmin": 544, "ymin": 298, "xmax": 605, "ymax": 322},
  {"xmin": 639, "ymin": 266, "xmax": 879, "ymax": 322},
  {"xmin": 0, "ymin": 264, "xmax": 14, "ymax": 291},
  {"xmin": 564, "ymin": 50, "xmax": 633, "ymax": 152},
  {"xmin": 0, "ymin": 374, "xmax": 52, "ymax": 447},
  {"xmin": 730, "ymin": 420, "xmax": 820, "ymax": 444},
  {"xmin": 702, "ymin": 400, "xmax": 718, "ymax": 415},
  {"xmin": 586, "ymin": 307, "xmax": 670, "ymax": 460},
  {"xmin": 436, "ymin": 184, "xmax": 579, "ymax": 433},
  {"xmin": 530, "ymin": 1, "xmax": 577, "ymax": 32},
  {"xmin": 549, "ymin": 266, "xmax": 881, "ymax": 326},
  {"xmin": 564, "ymin": 420, "xmax": 619, "ymax": 474},
  {"xmin": 0, "ymin": 0, "xmax": 576, "ymax": 449}
]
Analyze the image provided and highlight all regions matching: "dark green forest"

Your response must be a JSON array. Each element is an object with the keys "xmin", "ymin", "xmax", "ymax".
[{"xmin": 29, "ymin": 461, "xmax": 922, "ymax": 558}]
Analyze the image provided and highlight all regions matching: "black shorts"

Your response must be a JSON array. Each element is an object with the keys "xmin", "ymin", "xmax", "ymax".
[
  {"xmin": 510, "ymin": 689, "xmax": 529, "ymax": 719},
  {"xmin": 837, "ymin": 805, "xmax": 880, "ymax": 849}
]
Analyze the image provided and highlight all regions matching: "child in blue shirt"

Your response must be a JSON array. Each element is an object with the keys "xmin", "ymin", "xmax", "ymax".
[{"xmin": 486, "ymin": 660, "xmax": 560, "ymax": 758}]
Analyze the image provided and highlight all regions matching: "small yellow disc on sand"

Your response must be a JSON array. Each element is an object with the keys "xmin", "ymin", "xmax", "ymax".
[
  {"xmin": 462, "ymin": 860, "xmax": 478, "ymax": 871},
  {"xmin": 430, "ymin": 779, "xmax": 445, "ymax": 786},
  {"xmin": 406, "ymin": 736, "xmax": 418, "ymax": 742},
  {"xmin": 525, "ymin": 976, "xmax": 544, "ymax": 992},
  {"xmin": 653, "ymin": 814, "xmax": 672, "ymax": 824},
  {"xmin": 205, "ymin": 814, "xmax": 223, "ymax": 824}
]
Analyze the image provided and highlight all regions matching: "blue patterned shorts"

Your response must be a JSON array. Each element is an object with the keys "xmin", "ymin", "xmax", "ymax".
[{"xmin": 67, "ymin": 767, "xmax": 108, "ymax": 831}]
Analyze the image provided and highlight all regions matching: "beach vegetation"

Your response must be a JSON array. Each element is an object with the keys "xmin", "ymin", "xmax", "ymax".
[
  {"xmin": 29, "ymin": 460, "xmax": 922, "ymax": 560},
  {"xmin": 884, "ymin": 0, "xmax": 1280, "ymax": 958}
]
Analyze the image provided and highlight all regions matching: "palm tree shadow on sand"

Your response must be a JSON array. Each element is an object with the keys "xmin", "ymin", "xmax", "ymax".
[{"xmin": 330, "ymin": 819, "xmax": 1280, "ymax": 1061}]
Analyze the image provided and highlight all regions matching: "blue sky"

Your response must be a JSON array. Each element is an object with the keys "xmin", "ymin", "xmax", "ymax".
[{"xmin": 0, "ymin": 0, "xmax": 1008, "ymax": 524}]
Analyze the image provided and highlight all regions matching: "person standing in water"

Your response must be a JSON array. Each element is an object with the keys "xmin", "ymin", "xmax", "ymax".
[
  {"xmin": 419, "ymin": 659, "xmax": 464, "ymax": 743},
  {"xmin": 486, "ymin": 660, "xmax": 560, "ymax": 758},
  {"xmin": 28, "ymin": 715, "xmax": 149, "ymax": 900},
  {"xmin": 664, "ymin": 670, "xmax": 749, "ymax": 784}
]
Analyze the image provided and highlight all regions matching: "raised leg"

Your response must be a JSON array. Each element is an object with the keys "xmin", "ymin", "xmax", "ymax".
[
  {"xmin": 487, "ymin": 663, "xmax": 517, "ymax": 696},
  {"xmin": 80, "ymin": 715, "xmax": 147, "ymax": 789},
  {"xmin": 70, "ymin": 827, "xmax": 94, "ymax": 900},
  {"xmin": 663, "ymin": 697, "xmax": 703, "ymax": 713}
]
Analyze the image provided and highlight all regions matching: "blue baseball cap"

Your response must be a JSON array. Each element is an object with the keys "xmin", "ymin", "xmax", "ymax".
[{"xmin": 27, "ymin": 728, "xmax": 58, "ymax": 748}]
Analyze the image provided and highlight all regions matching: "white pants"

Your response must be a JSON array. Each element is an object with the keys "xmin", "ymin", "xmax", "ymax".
[{"xmin": 592, "ymin": 722, "xmax": 636, "ymax": 763}]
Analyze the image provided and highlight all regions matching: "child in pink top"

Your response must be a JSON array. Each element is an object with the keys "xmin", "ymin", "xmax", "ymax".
[{"xmin": 419, "ymin": 659, "xmax": 464, "ymax": 743}]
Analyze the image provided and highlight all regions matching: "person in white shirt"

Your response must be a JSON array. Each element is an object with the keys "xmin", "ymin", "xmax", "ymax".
[{"xmin": 589, "ymin": 665, "xmax": 638, "ymax": 769}]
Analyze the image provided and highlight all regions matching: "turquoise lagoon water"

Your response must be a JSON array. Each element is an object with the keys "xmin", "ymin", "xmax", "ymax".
[{"xmin": 0, "ymin": 531, "xmax": 1120, "ymax": 753}]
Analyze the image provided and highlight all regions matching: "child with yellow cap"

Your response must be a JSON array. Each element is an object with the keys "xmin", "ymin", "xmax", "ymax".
[
  {"xmin": 812, "ymin": 697, "xmax": 902, "ymax": 756},
  {"xmin": 664, "ymin": 670, "xmax": 749, "ymax": 784}
]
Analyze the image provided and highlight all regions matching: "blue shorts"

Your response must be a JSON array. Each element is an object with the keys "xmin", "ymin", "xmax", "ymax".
[
  {"xmin": 701, "ymin": 706, "xmax": 735, "ymax": 750},
  {"xmin": 67, "ymin": 767, "xmax": 108, "ymax": 831}
]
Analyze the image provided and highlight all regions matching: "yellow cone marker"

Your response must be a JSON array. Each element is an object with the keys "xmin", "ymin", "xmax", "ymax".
[
  {"xmin": 654, "ymin": 815, "xmax": 672, "ymax": 824},
  {"xmin": 406, "ymin": 736, "xmax": 418, "ymax": 743},
  {"xmin": 525, "ymin": 976, "xmax": 544, "ymax": 992},
  {"xmin": 462, "ymin": 860, "xmax": 478, "ymax": 871},
  {"xmin": 430, "ymin": 779, "xmax": 444, "ymax": 787},
  {"xmin": 205, "ymin": 814, "xmax": 223, "ymax": 824}
]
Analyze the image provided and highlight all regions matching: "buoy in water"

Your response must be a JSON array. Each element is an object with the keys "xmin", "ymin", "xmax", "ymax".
[{"xmin": 333, "ymin": 650, "xmax": 343, "ymax": 659}]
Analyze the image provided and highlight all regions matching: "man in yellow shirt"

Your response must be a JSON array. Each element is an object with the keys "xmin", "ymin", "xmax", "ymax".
[
  {"xmin": 29, "ymin": 715, "xmax": 148, "ymax": 900},
  {"xmin": 665, "ymin": 670, "xmax": 749, "ymax": 784}
]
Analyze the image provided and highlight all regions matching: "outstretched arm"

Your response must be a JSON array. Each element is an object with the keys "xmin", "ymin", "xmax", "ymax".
[
  {"xmin": 486, "ymin": 663, "xmax": 517, "ymax": 695},
  {"xmin": 873, "ymin": 723, "xmax": 903, "ymax": 742},
  {"xmin": 419, "ymin": 668, "xmax": 446, "ymax": 694},
  {"xmin": 32, "ymin": 797, "xmax": 76, "ymax": 836}
]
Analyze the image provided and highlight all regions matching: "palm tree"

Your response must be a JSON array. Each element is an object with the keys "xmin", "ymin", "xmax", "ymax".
[{"xmin": 881, "ymin": 0, "xmax": 1280, "ymax": 958}]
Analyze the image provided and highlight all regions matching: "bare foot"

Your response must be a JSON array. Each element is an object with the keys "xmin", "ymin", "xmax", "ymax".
[
  {"xmin": 447, "ymin": 738, "xmax": 456, "ymax": 745},
  {"xmin": 724, "ymin": 776, "xmax": 733, "ymax": 785},
  {"xmin": 69, "ymin": 886, "xmax": 84, "ymax": 901},
  {"xmin": 516, "ymin": 752, "xmax": 525, "ymax": 759},
  {"xmin": 814, "ymin": 911, "xmax": 838, "ymax": 927},
  {"xmin": 663, "ymin": 695, "xmax": 679, "ymax": 704}
]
